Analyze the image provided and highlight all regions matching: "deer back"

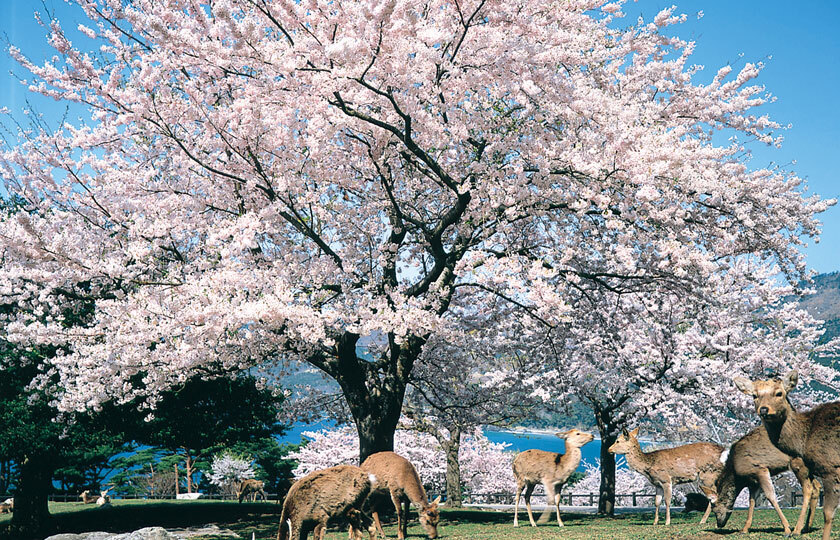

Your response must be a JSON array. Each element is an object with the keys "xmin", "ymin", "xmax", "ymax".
[
  {"xmin": 362, "ymin": 451, "xmax": 429, "ymax": 507},
  {"xmin": 513, "ymin": 449, "xmax": 576, "ymax": 485}
]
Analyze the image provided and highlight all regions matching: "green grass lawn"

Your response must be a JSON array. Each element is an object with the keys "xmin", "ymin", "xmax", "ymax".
[{"xmin": 0, "ymin": 502, "xmax": 828, "ymax": 540}]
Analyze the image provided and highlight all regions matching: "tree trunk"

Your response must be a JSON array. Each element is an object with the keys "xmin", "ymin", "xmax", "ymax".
[
  {"xmin": 595, "ymin": 407, "xmax": 617, "ymax": 516},
  {"xmin": 325, "ymin": 332, "xmax": 423, "ymax": 463},
  {"xmin": 598, "ymin": 430, "xmax": 617, "ymax": 516},
  {"xmin": 184, "ymin": 452, "xmax": 194, "ymax": 493},
  {"xmin": 443, "ymin": 428, "xmax": 462, "ymax": 507},
  {"xmin": 0, "ymin": 459, "xmax": 7, "ymax": 495},
  {"xmin": 9, "ymin": 454, "xmax": 53, "ymax": 539}
]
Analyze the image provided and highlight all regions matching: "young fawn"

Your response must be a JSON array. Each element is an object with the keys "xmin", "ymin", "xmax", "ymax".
[
  {"xmin": 707, "ymin": 424, "xmax": 819, "ymax": 535},
  {"xmin": 512, "ymin": 429, "xmax": 594, "ymax": 527},
  {"xmin": 608, "ymin": 427, "xmax": 724, "ymax": 525}
]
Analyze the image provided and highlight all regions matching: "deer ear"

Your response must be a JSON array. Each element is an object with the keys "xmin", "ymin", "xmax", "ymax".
[
  {"xmin": 431, "ymin": 495, "xmax": 441, "ymax": 505},
  {"xmin": 555, "ymin": 430, "xmax": 568, "ymax": 439},
  {"xmin": 629, "ymin": 427, "xmax": 640, "ymax": 439},
  {"xmin": 621, "ymin": 428, "xmax": 629, "ymax": 438},
  {"xmin": 783, "ymin": 370, "xmax": 799, "ymax": 392},
  {"xmin": 733, "ymin": 376, "xmax": 755, "ymax": 396}
]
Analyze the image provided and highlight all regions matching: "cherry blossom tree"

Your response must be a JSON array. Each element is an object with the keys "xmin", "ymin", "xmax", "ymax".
[
  {"xmin": 0, "ymin": 0, "xmax": 834, "ymax": 470},
  {"xmin": 208, "ymin": 452, "xmax": 256, "ymax": 497},
  {"xmin": 519, "ymin": 263, "xmax": 840, "ymax": 515},
  {"xmin": 403, "ymin": 298, "xmax": 541, "ymax": 505}
]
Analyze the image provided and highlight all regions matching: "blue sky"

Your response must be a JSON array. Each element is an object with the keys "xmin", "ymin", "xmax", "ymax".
[{"xmin": 0, "ymin": 0, "xmax": 837, "ymax": 273}]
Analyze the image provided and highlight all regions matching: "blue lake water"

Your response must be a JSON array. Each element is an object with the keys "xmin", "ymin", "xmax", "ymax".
[{"xmin": 280, "ymin": 424, "xmax": 636, "ymax": 472}]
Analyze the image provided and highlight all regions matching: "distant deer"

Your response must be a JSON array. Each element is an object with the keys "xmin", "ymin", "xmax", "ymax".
[
  {"xmin": 0, "ymin": 498, "xmax": 12, "ymax": 514},
  {"xmin": 79, "ymin": 490, "xmax": 98, "ymax": 504},
  {"xmin": 734, "ymin": 370, "xmax": 840, "ymax": 540},
  {"xmin": 512, "ymin": 429, "xmax": 595, "ymax": 527},
  {"xmin": 359, "ymin": 451, "xmax": 441, "ymax": 540},
  {"xmin": 96, "ymin": 489, "xmax": 112, "ymax": 507},
  {"xmin": 608, "ymin": 427, "xmax": 724, "ymax": 525},
  {"xmin": 277, "ymin": 465, "xmax": 376, "ymax": 540},
  {"xmin": 239, "ymin": 478, "xmax": 267, "ymax": 503},
  {"xmin": 706, "ymin": 424, "xmax": 819, "ymax": 535}
]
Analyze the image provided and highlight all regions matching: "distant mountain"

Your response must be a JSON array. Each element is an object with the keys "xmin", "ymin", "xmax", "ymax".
[{"xmin": 798, "ymin": 272, "xmax": 840, "ymax": 346}]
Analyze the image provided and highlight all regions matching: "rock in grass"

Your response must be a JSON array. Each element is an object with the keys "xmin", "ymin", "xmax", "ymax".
[{"xmin": 44, "ymin": 525, "xmax": 239, "ymax": 540}]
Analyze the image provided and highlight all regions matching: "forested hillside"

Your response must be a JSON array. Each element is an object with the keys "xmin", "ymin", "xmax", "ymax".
[{"xmin": 800, "ymin": 272, "xmax": 840, "ymax": 346}]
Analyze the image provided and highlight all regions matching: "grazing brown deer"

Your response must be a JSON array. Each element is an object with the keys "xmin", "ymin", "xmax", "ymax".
[
  {"xmin": 734, "ymin": 370, "xmax": 840, "ymax": 540},
  {"xmin": 608, "ymin": 427, "xmax": 724, "ymax": 526},
  {"xmin": 79, "ymin": 490, "xmax": 98, "ymax": 504},
  {"xmin": 239, "ymin": 478, "xmax": 267, "ymax": 503},
  {"xmin": 706, "ymin": 424, "xmax": 819, "ymax": 535},
  {"xmin": 512, "ymin": 429, "xmax": 595, "ymax": 527},
  {"xmin": 359, "ymin": 451, "xmax": 440, "ymax": 539},
  {"xmin": 277, "ymin": 465, "xmax": 376, "ymax": 540}
]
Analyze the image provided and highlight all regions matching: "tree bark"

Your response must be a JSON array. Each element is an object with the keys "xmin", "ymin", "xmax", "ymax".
[
  {"xmin": 595, "ymin": 408, "xmax": 617, "ymax": 516},
  {"xmin": 183, "ymin": 451, "xmax": 194, "ymax": 493},
  {"xmin": 9, "ymin": 454, "xmax": 54, "ymax": 539},
  {"xmin": 598, "ymin": 430, "xmax": 617, "ymax": 516},
  {"xmin": 324, "ymin": 332, "xmax": 423, "ymax": 463},
  {"xmin": 443, "ymin": 428, "xmax": 462, "ymax": 507}
]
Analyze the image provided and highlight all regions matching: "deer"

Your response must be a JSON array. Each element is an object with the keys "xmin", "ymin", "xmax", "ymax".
[
  {"xmin": 608, "ymin": 427, "xmax": 724, "ymax": 526},
  {"xmin": 79, "ymin": 490, "xmax": 99, "ymax": 504},
  {"xmin": 512, "ymin": 428, "xmax": 595, "ymax": 528},
  {"xmin": 734, "ymin": 370, "xmax": 840, "ymax": 540},
  {"xmin": 359, "ymin": 451, "xmax": 441, "ymax": 540},
  {"xmin": 0, "ymin": 499, "xmax": 11, "ymax": 514},
  {"xmin": 277, "ymin": 465, "xmax": 376, "ymax": 540},
  {"xmin": 239, "ymin": 478, "xmax": 267, "ymax": 503},
  {"xmin": 96, "ymin": 489, "xmax": 112, "ymax": 507},
  {"xmin": 705, "ymin": 424, "xmax": 820, "ymax": 535}
]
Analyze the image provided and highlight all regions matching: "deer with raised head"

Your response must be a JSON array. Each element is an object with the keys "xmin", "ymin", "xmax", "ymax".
[
  {"xmin": 608, "ymin": 427, "xmax": 724, "ymax": 526},
  {"xmin": 359, "ymin": 451, "xmax": 440, "ymax": 540},
  {"xmin": 734, "ymin": 370, "xmax": 840, "ymax": 540},
  {"xmin": 706, "ymin": 424, "xmax": 819, "ymax": 535},
  {"xmin": 239, "ymin": 478, "xmax": 267, "ymax": 503},
  {"xmin": 512, "ymin": 428, "xmax": 594, "ymax": 528},
  {"xmin": 79, "ymin": 490, "xmax": 98, "ymax": 504},
  {"xmin": 277, "ymin": 465, "xmax": 376, "ymax": 540}
]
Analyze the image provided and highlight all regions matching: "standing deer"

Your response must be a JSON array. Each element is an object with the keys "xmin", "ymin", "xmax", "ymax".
[
  {"xmin": 239, "ymin": 478, "xmax": 267, "ymax": 503},
  {"xmin": 706, "ymin": 424, "xmax": 819, "ymax": 535},
  {"xmin": 512, "ymin": 429, "xmax": 594, "ymax": 527},
  {"xmin": 734, "ymin": 370, "xmax": 840, "ymax": 540},
  {"xmin": 277, "ymin": 465, "xmax": 376, "ymax": 540},
  {"xmin": 608, "ymin": 427, "xmax": 724, "ymax": 526},
  {"xmin": 359, "ymin": 451, "xmax": 440, "ymax": 540}
]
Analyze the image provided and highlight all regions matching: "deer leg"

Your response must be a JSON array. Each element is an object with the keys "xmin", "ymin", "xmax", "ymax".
[
  {"xmin": 743, "ymin": 484, "xmax": 758, "ymax": 533},
  {"xmin": 808, "ymin": 477, "xmax": 821, "ymax": 532},
  {"xmin": 537, "ymin": 482, "xmax": 555, "ymax": 525},
  {"xmin": 402, "ymin": 498, "xmax": 410, "ymax": 539},
  {"xmin": 792, "ymin": 472, "xmax": 814, "ymax": 535},
  {"xmin": 391, "ymin": 492, "xmax": 405, "ymax": 540},
  {"xmin": 523, "ymin": 483, "xmax": 537, "ymax": 527},
  {"xmin": 664, "ymin": 481, "xmax": 672, "ymax": 526},
  {"xmin": 371, "ymin": 511, "xmax": 386, "ymax": 539},
  {"xmin": 700, "ymin": 500, "xmax": 712, "ymax": 525},
  {"xmin": 553, "ymin": 484, "xmax": 564, "ymax": 527},
  {"xmin": 758, "ymin": 469, "xmax": 792, "ymax": 535},
  {"xmin": 821, "ymin": 475, "xmax": 839, "ymax": 540},
  {"xmin": 653, "ymin": 485, "xmax": 663, "ymax": 526},
  {"xmin": 513, "ymin": 481, "xmax": 525, "ymax": 527}
]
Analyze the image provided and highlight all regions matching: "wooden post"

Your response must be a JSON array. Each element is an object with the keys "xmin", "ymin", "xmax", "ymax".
[
  {"xmin": 632, "ymin": 492, "xmax": 637, "ymax": 506},
  {"xmin": 174, "ymin": 463, "xmax": 179, "ymax": 497}
]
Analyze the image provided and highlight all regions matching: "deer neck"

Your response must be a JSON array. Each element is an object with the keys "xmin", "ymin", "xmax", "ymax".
[
  {"xmin": 764, "ymin": 401, "xmax": 809, "ymax": 458},
  {"xmin": 623, "ymin": 440, "xmax": 651, "ymax": 474},
  {"xmin": 563, "ymin": 444, "xmax": 582, "ymax": 466}
]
